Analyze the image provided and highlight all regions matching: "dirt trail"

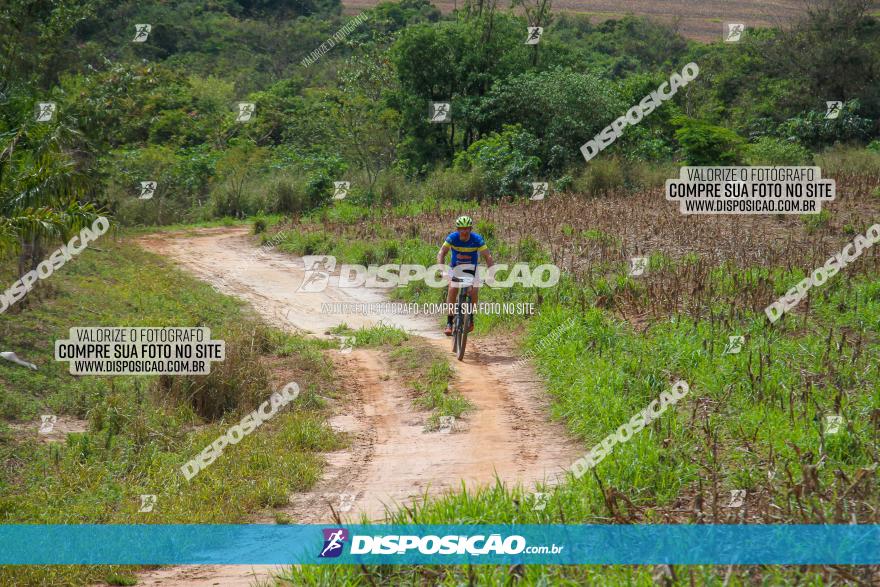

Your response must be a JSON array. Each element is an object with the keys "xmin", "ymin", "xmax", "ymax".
[{"xmin": 132, "ymin": 227, "xmax": 579, "ymax": 586}]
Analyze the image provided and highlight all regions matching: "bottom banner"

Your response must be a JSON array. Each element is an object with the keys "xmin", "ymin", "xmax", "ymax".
[{"xmin": 0, "ymin": 525, "xmax": 878, "ymax": 565}]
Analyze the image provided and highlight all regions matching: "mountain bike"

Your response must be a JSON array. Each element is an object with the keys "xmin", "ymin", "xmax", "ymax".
[{"xmin": 451, "ymin": 275, "xmax": 474, "ymax": 361}]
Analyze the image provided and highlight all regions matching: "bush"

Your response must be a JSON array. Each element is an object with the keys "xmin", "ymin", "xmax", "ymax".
[
  {"xmin": 266, "ymin": 173, "xmax": 311, "ymax": 215},
  {"xmin": 453, "ymin": 125, "xmax": 541, "ymax": 199},
  {"xmin": 253, "ymin": 218, "xmax": 267, "ymax": 233},
  {"xmin": 572, "ymin": 158, "xmax": 626, "ymax": 196},
  {"xmin": 778, "ymin": 100, "xmax": 873, "ymax": 150},
  {"xmin": 371, "ymin": 168, "xmax": 409, "ymax": 205},
  {"xmin": 673, "ymin": 117, "xmax": 745, "ymax": 165},
  {"xmin": 158, "ymin": 324, "xmax": 275, "ymax": 420},
  {"xmin": 624, "ymin": 160, "xmax": 679, "ymax": 190},
  {"xmin": 744, "ymin": 137, "xmax": 812, "ymax": 165},
  {"xmin": 475, "ymin": 220, "xmax": 496, "ymax": 240},
  {"xmin": 420, "ymin": 167, "xmax": 485, "ymax": 201}
]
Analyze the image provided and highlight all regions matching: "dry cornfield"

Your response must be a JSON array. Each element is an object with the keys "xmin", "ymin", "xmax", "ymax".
[
  {"xmin": 342, "ymin": 0, "xmax": 880, "ymax": 41},
  {"xmin": 300, "ymin": 170, "xmax": 880, "ymax": 325}
]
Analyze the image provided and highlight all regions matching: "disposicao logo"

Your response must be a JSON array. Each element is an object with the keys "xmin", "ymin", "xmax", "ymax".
[{"xmin": 319, "ymin": 528, "xmax": 349, "ymax": 558}]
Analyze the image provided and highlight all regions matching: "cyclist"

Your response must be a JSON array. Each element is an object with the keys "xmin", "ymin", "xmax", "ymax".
[{"xmin": 437, "ymin": 215, "xmax": 495, "ymax": 336}]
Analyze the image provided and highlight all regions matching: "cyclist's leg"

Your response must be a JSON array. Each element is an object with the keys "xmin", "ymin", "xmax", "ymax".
[
  {"xmin": 465, "ymin": 269, "xmax": 478, "ymax": 331},
  {"xmin": 445, "ymin": 276, "xmax": 458, "ymax": 334}
]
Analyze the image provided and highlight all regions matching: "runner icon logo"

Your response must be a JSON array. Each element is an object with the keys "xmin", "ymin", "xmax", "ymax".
[
  {"xmin": 723, "ymin": 335, "xmax": 744, "ymax": 355},
  {"xmin": 825, "ymin": 101, "xmax": 843, "ymax": 120},
  {"xmin": 525, "ymin": 26, "xmax": 543, "ymax": 44},
  {"xmin": 530, "ymin": 182, "xmax": 548, "ymax": 201},
  {"xmin": 133, "ymin": 24, "xmax": 151, "ymax": 42},
  {"xmin": 629, "ymin": 257, "xmax": 648, "ymax": 277},
  {"xmin": 725, "ymin": 23, "xmax": 744, "ymax": 42},
  {"xmin": 319, "ymin": 528, "xmax": 349, "ymax": 558},
  {"xmin": 139, "ymin": 494, "xmax": 157, "ymax": 512},
  {"xmin": 39, "ymin": 415, "xmax": 57, "ymax": 434},
  {"xmin": 298, "ymin": 255, "xmax": 336, "ymax": 292},
  {"xmin": 139, "ymin": 181, "xmax": 157, "ymax": 200}
]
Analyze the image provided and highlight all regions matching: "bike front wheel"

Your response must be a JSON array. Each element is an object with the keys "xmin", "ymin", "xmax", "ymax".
[{"xmin": 456, "ymin": 313, "xmax": 470, "ymax": 361}]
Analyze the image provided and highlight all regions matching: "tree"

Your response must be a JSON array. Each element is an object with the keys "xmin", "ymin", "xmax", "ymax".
[
  {"xmin": 672, "ymin": 117, "xmax": 745, "ymax": 165},
  {"xmin": 0, "ymin": 109, "xmax": 104, "ymax": 305},
  {"xmin": 479, "ymin": 68, "xmax": 625, "ymax": 171}
]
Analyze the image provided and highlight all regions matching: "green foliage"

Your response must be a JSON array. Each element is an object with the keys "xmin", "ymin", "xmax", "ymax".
[
  {"xmin": 453, "ymin": 125, "xmax": 541, "ymax": 199},
  {"xmin": 573, "ymin": 157, "xmax": 626, "ymax": 195},
  {"xmin": 390, "ymin": 14, "xmax": 533, "ymax": 171},
  {"xmin": 480, "ymin": 68, "xmax": 626, "ymax": 171},
  {"xmin": 368, "ymin": 0, "xmax": 441, "ymax": 34},
  {"xmin": 419, "ymin": 167, "xmax": 485, "ymax": 201},
  {"xmin": 778, "ymin": 100, "xmax": 874, "ymax": 150},
  {"xmin": 673, "ymin": 117, "xmax": 745, "ymax": 165},
  {"xmin": 744, "ymin": 137, "xmax": 812, "ymax": 165}
]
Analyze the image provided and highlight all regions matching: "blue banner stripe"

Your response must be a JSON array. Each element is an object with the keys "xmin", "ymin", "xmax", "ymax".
[{"xmin": 0, "ymin": 525, "xmax": 878, "ymax": 565}]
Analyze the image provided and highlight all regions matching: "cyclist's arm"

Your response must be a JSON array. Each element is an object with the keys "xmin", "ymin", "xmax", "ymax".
[
  {"xmin": 480, "ymin": 248, "xmax": 495, "ymax": 268},
  {"xmin": 437, "ymin": 243, "xmax": 451, "ymax": 265}
]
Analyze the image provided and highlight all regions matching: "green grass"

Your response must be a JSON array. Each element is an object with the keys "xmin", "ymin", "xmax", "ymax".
[
  {"xmin": 0, "ymin": 237, "xmax": 343, "ymax": 586},
  {"xmin": 328, "ymin": 322, "xmax": 410, "ymax": 347},
  {"xmin": 121, "ymin": 215, "xmax": 259, "ymax": 236},
  {"xmin": 388, "ymin": 344, "xmax": 473, "ymax": 429},
  {"xmin": 282, "ymin": 254, "xmax": 880, "ymax": 585}
]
